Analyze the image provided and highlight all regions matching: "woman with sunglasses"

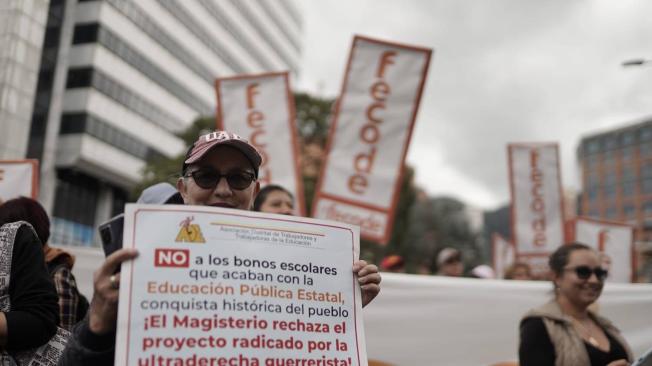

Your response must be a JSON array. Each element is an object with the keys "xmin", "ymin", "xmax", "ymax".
[{"xmin": 519, "ymin": 243, "xmax": 632, "ymax": 366}]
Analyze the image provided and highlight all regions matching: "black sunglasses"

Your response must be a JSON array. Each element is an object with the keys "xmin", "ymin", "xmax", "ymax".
[
  {"xmin": 565, "ymin": 266, "xmax": 608, "ymax": 281},
  {"xmin": 184, "ymin": 169, "xmax": 255, "ymax": 190}
]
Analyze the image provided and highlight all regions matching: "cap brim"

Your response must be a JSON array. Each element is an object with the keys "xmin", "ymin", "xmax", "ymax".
[{"xmin": 185, "ymin": 139, "xmax": 262, "ymax": 169}]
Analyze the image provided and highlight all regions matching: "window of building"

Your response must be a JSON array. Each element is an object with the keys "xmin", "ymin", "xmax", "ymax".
[
  {"xmin": 622, "ymin": 131, "xmax": 636, "ymax": 146},
  {"xmin": 604, "ymin": 172, "xmax": 617, "ymax": 186},
  {"xmin": 51, "ymin": 170, "xmax": 98, "ymax": 247},
  {"xmin": 585, "ymin": 170, "xmax": 599, "ymax": 188},
  {"xmin": 604, "ymin": 135, "xmax": 618, "ymax": 150},
  {"xmin": 112, "ymin": 188, "xmax": 128, "ymax": 217},
  {"xmin": 72, "ymin": 23, "xmax": 99, "ymax": 44},
  {"xmin": 623, "ymin": 204, "xmax": 636, "ymax": 218},
  {"xmin": 585, "ymin": 155, "xmax": 599, "ymax": 170},
  {"xmin": 604, "ymin": 185, "xmax": 616, "ymax": 199},
  {"xmin": 622, "ymin": 182, "xmax": 636, "ymax": 197},
  {"xmin": 605, "ymin": 206, "xmax": 617, "ymax": 219},
  {"xmin": 587, "ymin": 208, "xmax": 600, "ymax": 219},
  {"xmin": 66, "ymin": 67, "xmax": 92, "ymax": 88},
  {"xmin": 604, "ymin": 150, "xmax": 616, "ymax": 167},
  {"xmin": 641, "ymin": 126, "xmax": 652, "ymax": 142},
  {"xmin": 585, "ymin": 139, "xmax": 601, "ymax": 154},
  {"xmin": 644, "ymin": 202, "xmax": 652, "ymax": 216},
  {"xmin": 643, "ymin": 179, "xmax": 652, "ymax": 195},
  {"xmin": 622, "ymin": 165, "xmax": 636, "ymax": 182},
  {"xmin": 642, "ymin": 164, "xmax": 652, "ymax": 179},
  {"xmin": 642, "ymin": 142, "xmax": 652, "ymax": 158},
  {"xmin": 621, "ymin": 146, "xmax": 634, "ymax": 161},
  {"xmin": 52, "ymin": 170, "xmax": 98, "ymax": 226},
  {"xmin": 586, "ymin": 187, "xmax": 599, "ymax": 201},
  {"xmin": 59, "ymin": 113, "xmax": 166, "ymax": 162}
]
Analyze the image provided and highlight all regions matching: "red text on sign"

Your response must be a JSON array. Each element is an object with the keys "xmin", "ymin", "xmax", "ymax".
[
  {"xmin": 529, "ymin": 149, "xmax": 547, "ymax": 247},
  {"xmin": 347, "ymin": 50, "xmax": 396, "ymax": 195},
  {"xmin": 246, "ymin": 83, "xmax": 271, "ymax": 184}
]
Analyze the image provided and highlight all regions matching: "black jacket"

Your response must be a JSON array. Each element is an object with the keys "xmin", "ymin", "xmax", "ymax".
[{"xmin": 2, "ymin": 223, "xmax": 59, "ymax": 350}]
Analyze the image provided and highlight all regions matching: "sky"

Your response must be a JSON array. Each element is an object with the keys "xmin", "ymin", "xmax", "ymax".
[{"xmin": 294, "ymin": 0, "xmax": 652, "ymax": 210}]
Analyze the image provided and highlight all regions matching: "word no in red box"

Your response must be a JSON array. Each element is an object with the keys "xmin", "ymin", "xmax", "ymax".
[{"xmin": 155, "ymin": 248, "xmax": 190, "ymax": 268}]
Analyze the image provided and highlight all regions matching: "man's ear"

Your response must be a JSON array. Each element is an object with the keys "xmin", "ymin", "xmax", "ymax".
[{"xmin": 176, "ymin": 177, "xmax": 188, "ymax": 203}]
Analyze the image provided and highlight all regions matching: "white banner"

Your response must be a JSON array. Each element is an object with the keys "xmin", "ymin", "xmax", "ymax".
[
  {"xmin": 492, "ymin": 233, "xmax": 514, "ymax": 279},
  {"xmin": 216, "ymin": 72, "xmax": 305, "ymax": 215},
  {"xmin": 0, "ymin": 160, "xmax": 39, "ymax": 201},
  {"xmin": 573, "ymin": 217, "xmax": 635, "ymax": 283},
  {"xmin": 116, "ymin": 204, "xmax": 367, "ymax": 366},
  {"xmin": 364, "ymin": 274, "xmax": 652, "ymax": 366},
  {"xmin": 313, "ymin": 35, "xmax": 432, "ymax": 244},
  {"xmin": 508, "ymin": 143, "xmax": 565, "ymax": 273}
]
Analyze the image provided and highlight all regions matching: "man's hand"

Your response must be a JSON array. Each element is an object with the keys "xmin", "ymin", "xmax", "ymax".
[
  {"xmin": 88, "ymin": 248, "xmax": 138, "ymax": 335},
  {"xmin": 353, "ymin": 260, "xmax": 381, "ymax": 307}
]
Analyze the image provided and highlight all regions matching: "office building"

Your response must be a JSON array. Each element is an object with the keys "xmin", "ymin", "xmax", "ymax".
[
  {"xmin": 0, "ymin": 0, "xmax": 302, "ymax": 246},
  {"xmin": 578, "ymin": 118, "xmax": 652, "ymax": 240}
]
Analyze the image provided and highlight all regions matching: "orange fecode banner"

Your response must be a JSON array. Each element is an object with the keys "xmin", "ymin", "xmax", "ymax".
[
  {"xmin": 0, "ymin": 159, "xmax": 39, "ymax": 201},
  {"xmin": 216, "ymin": 72, "xmax": 305, "ymax": 216},
  {"xmin": 569, "ymin": 217, "xmax": 635, "ymax": 283},
  {"xmin": 312, "ymin": 35, "xmax": 432, "ymax": 244},
  {"xmin": 508, "ymin": 143, "xmax": 565, "ymax": 276}
]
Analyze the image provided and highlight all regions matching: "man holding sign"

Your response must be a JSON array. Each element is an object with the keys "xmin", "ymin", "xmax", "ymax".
[{"xmin": 60, "ymin": 131, "xmax": 380, "ymax": 365}]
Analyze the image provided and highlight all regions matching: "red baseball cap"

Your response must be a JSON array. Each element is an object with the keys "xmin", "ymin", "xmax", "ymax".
[
  {"xmin": 380, "ymin": 255, "xmax": 405, "ymax": 271},
  {"xmin": 183, "ymin": 131, "xmax": 262, "ymax": 176}
]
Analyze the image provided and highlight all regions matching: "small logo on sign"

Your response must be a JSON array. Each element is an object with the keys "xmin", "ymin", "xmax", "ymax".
[
  {"xmin": 154, "ymin": 248, "xmax": 190, "ymax": 268},
  {"xmin": 175, "ymin": 216, "xmax": 205, "ymax": 243}
]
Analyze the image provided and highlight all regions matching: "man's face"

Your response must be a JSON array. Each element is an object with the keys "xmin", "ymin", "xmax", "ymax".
[
  {"xmin": 177, "ymin": 146, "xmax": 260, "ymax": 210},
  {"xmin": 440, "ymin": 259, "xmax": 463, "ymax": 277}
]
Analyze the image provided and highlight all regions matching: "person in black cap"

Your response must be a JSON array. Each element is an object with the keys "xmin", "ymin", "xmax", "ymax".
[{"xmin": 60, "ymin": 131, "xmax": 381, "ymax": 365}]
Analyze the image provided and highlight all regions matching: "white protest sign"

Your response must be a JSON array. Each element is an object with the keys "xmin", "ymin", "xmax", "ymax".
[
  {"xmin": 116, "ymin": 204, "xmax": 367, "ymax": 366},
  {"xmin": 0, "ymin": 160, "xmax": 39, "ymax": 201},
  {"xmin": 572, "ymin": 217, "xmax": 634, "ymax": 283},
  {"xmin": 312, "ymin": 35, "xmax": 432, "ymax": 244},
  {"xmin": 492, "ymin": 233, "xmax": 514, "ymax": 279},
  {"xmin": 508, "ymin": 143, "xmax": 565, "ymax": 275},
  {"xmin": 216, "ymin": 72, "xmax": 305, "ymax": 216}
]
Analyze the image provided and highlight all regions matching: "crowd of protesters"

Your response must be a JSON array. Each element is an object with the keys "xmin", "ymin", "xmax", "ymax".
[{"xmin": 0, "ymin": 130, "xmax": 637, "ymax": 366}]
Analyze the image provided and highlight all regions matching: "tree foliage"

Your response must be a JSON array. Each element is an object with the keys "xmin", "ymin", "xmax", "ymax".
[
  {"xmin": 132, "ymin": 116, "xmax": 215, "ymax": 199},
  {"xmin": 402, "ymin": 195, "xmax": 484, "ymax": 273},
  {"xmin": 294, "ymin": 92, "xmax": 333, "ymax": 144}
]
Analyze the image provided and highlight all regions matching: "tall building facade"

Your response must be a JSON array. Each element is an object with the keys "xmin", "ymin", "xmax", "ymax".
[
  {"xmin": 1, "ymin": 0, "xmax": 302, "ymax": 246},
  {"xmin": 0, "ymin": 0, "xmax": 50, "ymax": 159},
  {"xmin": 578, "ymin": 118, "xmax": 652, "ymax": 239}
]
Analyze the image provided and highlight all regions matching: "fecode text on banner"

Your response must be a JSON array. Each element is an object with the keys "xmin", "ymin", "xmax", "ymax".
[
  {"xmin": 115, "ymin": 204, "xmax": 367, "ymax": 366},
  {"xmin": 508, "ymin": 143, "xmax": 565, "ymax": 273},
  {"xmin": 313, "ymin": 35, "xmax": 432, "ymax": 244},
  {"xmin": 216, "ymin": 72, "xmax": 305, "ymax": 215}
]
